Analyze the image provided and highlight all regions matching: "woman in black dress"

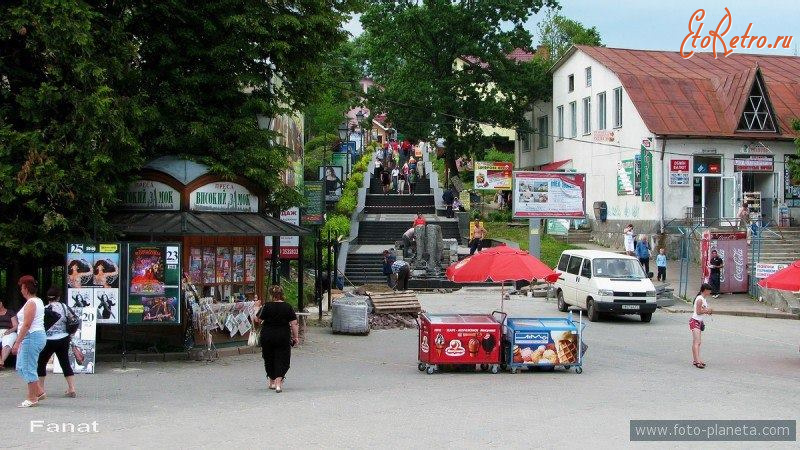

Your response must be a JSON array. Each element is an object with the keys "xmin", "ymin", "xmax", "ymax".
[{"xmin": 255, "ymin": 285, "xmax": 299, "ymax": 393}]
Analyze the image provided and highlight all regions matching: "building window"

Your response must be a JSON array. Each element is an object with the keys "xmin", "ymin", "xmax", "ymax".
[
  {"xmin": 569, "ymin": 101, "xmax": 577, "ymax": 138},
  {"xmin": 597, "ymin": 92, "xmax": 607, "ymax": 130},
  {"xmin": 582, "ymin": 97, "xmax": 591, "ymax": 135},
  {"xmin": 189, "ymin": 246, "xmax": 257, "ymax": 302},
  {"xmin": 519, "ymin": 128, "xmax": 530, "ymax": 152},
  {"xmin": 585, "ymin": 67, "xmax": 592, "ymax": 87},
  {"xmin": 613, "ymin": 87, "xmax": 623, "ymax": 128},
  {"xmin": 557, "ymin": 106, "xmax": 564, "ymax": 140},
  {"xmin": 568, "ymin": 74, "xmax": 574, "ymax": 92},
  {"xmin": 737, "ymin": 74, "xmax": 777, "ymax": 132},
  {"xmin": 537, "ymin": 116, "xmax": 548, "ymax": 149}
]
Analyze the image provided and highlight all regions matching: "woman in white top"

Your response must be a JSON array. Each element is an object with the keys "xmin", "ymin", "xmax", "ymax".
[
  {"xmin": 12, "ymin": 275, "xmax": 47, "ymax": 407},
  {"xmin": 623, "ymin": 224, "xmax": 635, "ymax": 256},
  {"xmin": 37, "ymin": 287, "xmax": 77, "ymax": 398},
  {"xmin": 689, "ymin": 283, "xmax": 714, "ymax": 369}
]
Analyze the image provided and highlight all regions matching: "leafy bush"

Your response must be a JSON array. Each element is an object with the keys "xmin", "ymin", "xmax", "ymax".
[
  {"xmin": 350, "ymin": 171, "xmax": 364, "ymax": 186},
  {"xmin": 484, "ymin": 148, "xmax": 514, "ymax": 162},
  {"xmin": 470, "ymin": 209, "xmax": 484, "ymax": 221},
  {"xmin": 488, "ymin": 210, "xmax": 512, "ymax": 223},
  {"xmin": 322, "ymin": 214, "xmax": 351, "ymax": 238},
  {"xmin": 344, "ymin": 178, "xmax": 359, "ymax": 193}
]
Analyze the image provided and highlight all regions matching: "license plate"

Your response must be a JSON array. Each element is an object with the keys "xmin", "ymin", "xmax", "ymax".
[{"xmin": 621, "ymin": 304, "xmax": 640, "ymax": 310}]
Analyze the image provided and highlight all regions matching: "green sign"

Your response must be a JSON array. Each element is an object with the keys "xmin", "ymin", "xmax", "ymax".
[
  {"xmin": 640, "ymin": 138, "xmax": 654, "ymax": 202},
  {"xmin": 302, "ymin": 181, "xmax": 325, "ymax": 225},
  {"xmin": 546, "ymin": 219, "xmax": 569, "ymax": 236},
  {"xmin": 127, "ymin": 243, "xmax": 182, "ymax": 325},
  {"xmin": 617, "ymin": 158, "xmax": 638, "ymax": 196},
  {"xmin": 332, "ymin": 152, "xmax": 350, "ymax": 179}
]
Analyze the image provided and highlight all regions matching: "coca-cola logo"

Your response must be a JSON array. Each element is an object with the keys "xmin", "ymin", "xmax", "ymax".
[{"xmin": 732, "ymin": 248, "xmax": 745, "ymax": 282}]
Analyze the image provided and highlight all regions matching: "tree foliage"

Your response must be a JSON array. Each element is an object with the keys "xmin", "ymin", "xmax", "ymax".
[
  {"xmin": 360, "ymin": 0, "xmax": 557, "ymax": 171},
  {"xmin": 537, "ymin": 8, "xmax": 602, "ymax": 62}
]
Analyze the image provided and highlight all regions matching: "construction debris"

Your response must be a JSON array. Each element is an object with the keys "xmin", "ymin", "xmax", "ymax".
[
  {"xmin": 369, "ymin": 313, "xmax": 419, "ymax": 330},
  {"xmin": 367, "ymin": 290, "xmax": 422, "ymax": 314}
]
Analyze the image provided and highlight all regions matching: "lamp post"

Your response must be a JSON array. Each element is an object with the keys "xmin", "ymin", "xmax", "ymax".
[
  {"xmin": 355, "ymin": 109, "xmax": 365, "ymax": 154},
  {"xmin": 257, "ymin": 114, "xmax": 281, "ymax": 284}
]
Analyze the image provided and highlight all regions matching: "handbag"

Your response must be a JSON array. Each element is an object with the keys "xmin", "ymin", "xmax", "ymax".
[
  {"xmin": 72, "ymin": 343, "xmax": 85, "ymax": 366},
  {"xmin": 62, "ymin": 303, "xmax": 81, "ymax": 335},
  {"xmin": 247, "ymin": 305, "xmax": 263, "ymax": 347},
  {"xmin": 43, "ymin": 305, "xmax": 61, "ymax": 331}
]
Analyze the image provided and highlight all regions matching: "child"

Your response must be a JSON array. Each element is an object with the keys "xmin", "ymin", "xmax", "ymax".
[{"xmin": 656, "ymin": 248, "xmax": 667, "ymax": 282}]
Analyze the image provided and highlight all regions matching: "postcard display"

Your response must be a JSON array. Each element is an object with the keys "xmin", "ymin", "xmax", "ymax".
[
  {"xmin": 192, "ymin": 298, "xmax": 257, "ymax": 342},
  {"xmin": 127, "ymin": 243, "xmax": 182, "ymax": 324},
  {"xmin": 60, "ymin": 243, "xmax": 123, "ymax": 374}
]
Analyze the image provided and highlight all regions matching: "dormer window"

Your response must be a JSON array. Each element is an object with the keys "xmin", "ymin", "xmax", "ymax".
[{"xmin": 738, "ymin": 73, "xmax": 777, "ymax": 132}]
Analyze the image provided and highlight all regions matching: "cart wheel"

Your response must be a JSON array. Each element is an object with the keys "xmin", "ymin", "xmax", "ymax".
[
  {"xmin": 480, "ymin": 364, "xmax": 489, "ymax": 372},
  {"xmin": 500, "ymin": 364, "xmax": 507, "ymax": 371},
  {"xmin": 575, "ymin": 367, "xmax": 583, "ymax": 374},
  {"xmin": 418, "ymin": 363, "xmax": 426, "ymax": 372},
  {"xmin": 426, "ymin": 366, "xmax": 436, "ymax": 375},
  {"xmin": 510, "ymin": 367, "xmax": 518, "ymax": 374},
  {"xmin": 563, "ymin": 365, "xmax": 571, "ymax": 370},
  {"xmin": 490, "ymin": 365, "xmax": 499, "ymax": 374}
]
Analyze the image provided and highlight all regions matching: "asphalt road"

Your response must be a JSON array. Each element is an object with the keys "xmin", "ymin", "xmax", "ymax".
[{"xmin": 1, "ymin": 289, "xmax": 798, "ymax": 448}]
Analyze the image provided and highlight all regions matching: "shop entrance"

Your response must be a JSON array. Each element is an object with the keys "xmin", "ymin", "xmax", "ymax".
[
  {"xmin": 741, "ymin": 172, "xmax": 776, "ymax": 220},
  {"xmin": 693, "ymin": 175, "xmax": 723, "ymax": 222}
]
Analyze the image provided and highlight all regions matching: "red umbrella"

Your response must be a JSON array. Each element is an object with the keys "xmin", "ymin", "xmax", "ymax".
[
  {"xmin": 758, "ymin": 261, "xmax": 800, "ymax": 292},
  {"xmin": 446, "ymin": 245, "xmax": 556, "ymax": 311}
]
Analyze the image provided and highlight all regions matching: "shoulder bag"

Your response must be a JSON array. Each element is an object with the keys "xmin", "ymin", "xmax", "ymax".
[
  {"xmin": 43, "ymin": 305, "xmax": 61, "ymax": 331},
  {"xmin": 62, "ymin": 303, "xmax": 81, "ymax": 335}
]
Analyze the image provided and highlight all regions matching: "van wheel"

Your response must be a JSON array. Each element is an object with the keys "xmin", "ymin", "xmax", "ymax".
[
  {"xmin": 640, "ymin": 313, "xmax": 653, "ymax": 323},
  {"xmin": 587, "ymin": 299, "xmax": 599, "ymax": 322},
  {"xmin": 557, "ymin": 291, "xmax": 568, "ymax": 312}
]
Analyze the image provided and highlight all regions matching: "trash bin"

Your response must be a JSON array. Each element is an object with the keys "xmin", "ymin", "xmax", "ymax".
[
  {"xmin": 593, "ymin": 201, "xmax": 607, "ymax": 222},
  {"xmin": 417, "ymin": 312, "xmax": 503, "ymax": 374}
]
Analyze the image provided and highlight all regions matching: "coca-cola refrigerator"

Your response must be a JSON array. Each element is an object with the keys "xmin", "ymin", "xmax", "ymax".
[
  {"xmin": 417, "ymin": 313, "xmax": 503, "ymax": 374},
  {"xmin": 700, "ymin": 231, "xmax": 749, "ymax": 293}
]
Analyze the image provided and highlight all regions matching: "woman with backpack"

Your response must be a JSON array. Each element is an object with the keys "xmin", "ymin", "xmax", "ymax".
[{"xmin": 37, "ymin": 286, "xmax": 78, "ymax": 398}]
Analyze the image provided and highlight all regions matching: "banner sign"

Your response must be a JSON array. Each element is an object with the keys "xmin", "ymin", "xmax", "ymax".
[
  {"xmin": 669, "ymin": 159, "xmax": 691, "ymax": 186},
  {"xmin": 320, "ymin": 166, "xmax": 344, "ymax": 201},
  {"xmin": 302, "ymin": 182, "xmax": 325, "ymax": 225},
  {"xmin": 640, "ymin": 138, "xmax": 654, "ymax": 202},
  {"xmin": 617, "ymin": 158, "xmax": 639, "ymax": 196},
  {"xmin": 546, "ymin": 219, "xmax": 570, "ymax": 236},
  {"xmin": 474, "ymin": 161, "xmax": 513, "ymax": 190},
  {"xmin": 734, "ymin": 154, "xmax": 774, "ymax": 172},
  {"xmin": 265, "ymin": 207, "xmax": 300, "ymax": 259},
  {"xmin": 66, "ymin": 243, "xmax": 121, "ymax": 324},
  {"xmin": 331, "ymin": 153, "xmax": 350, "ymax": 179},
  {"xmin": 122, "ymin": 180, "xmax": 180, "ymax": 211},
  {"xmin": 127, "ymin": 243, "xmax": 182, "ymax": 325},
  {"xmin": 513, "ymin": 172, "xmax": 586, "ymax": 219},
  {"xmin": 755, "ymin": 263, "xmax": 788, "ymax": 279},
  {"xmin": 189, "ymin": 182, "xmax": 258, "ymax": 213}
]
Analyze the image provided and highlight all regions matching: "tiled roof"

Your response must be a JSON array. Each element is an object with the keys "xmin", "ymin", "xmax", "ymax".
[
  {"xmin": 461, "ymin": 48, "xmax": 535, "ymax": 69},
  {"xmin": 574, "ymin": 45, "xmax": 800, "ymax": 139}
]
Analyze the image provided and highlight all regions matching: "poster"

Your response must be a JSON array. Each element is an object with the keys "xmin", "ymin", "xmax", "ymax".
[
  {"xmin": 474, "ymin": 162, "xmax": 513, "ymax": 190},
  {"xmin": 669, "ymin": 159, "xmax": 690, "ymax": 186},
  {"xmin": 215, "ymin": 247, "xmax": 231, "ymax": 283},
  {"xmin": 640, "ymin": 137, "xmax": 654, "ymax": 202},
  {"xmin": 265, "ymin": 207, "xmax": 300, "ymax": 259},
  {"xmin": 755, "ymin": 263, "xmax": 788, "ymax": 279},
  {"xmin": 617, "ymin": 156, "xmax": 641, "ymax": 196},
  {"xmin": 245, "ymin": 248, "xmax": 256, "ymax": 282},
  {"xmin": 302, "ymin": 181, "xmax": 325, "ymax": 224},
  {"xmin": 66, "ymin": 243, "xmax": 121, "ymax": 324},
  {"xmin": 510, "ymin": 328, "xmax": 579, "ymax": 366},
  {"xmin": 189, "ymin": 247, "xmax": 202, "ymax": 283},
  {"xmin": 320, "ymin": 166, "xmax": 344, "ymax": 201},
  {"xmin": 786, "ymin": 155, "xmax": 800, "ymax": 207},
  {"xmin": 53, "ymin": 302, "xmax": 97, "ymax": 375},
  {"xmin": 127, "ymin": 243, "xmax": 181, "ymax": 325},
  {"xmin": 546, "ymin": 219, "xmax": 570, "ymax": 236},
  {"xmin": 512, "ymin": 172, "xmax": 586, "ymax": 219},
  {"xmin": 332, "ymin": 153, "xmax": 350, "ymax": 180}
]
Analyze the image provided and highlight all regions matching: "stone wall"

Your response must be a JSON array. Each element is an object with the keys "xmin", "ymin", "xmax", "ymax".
[{"xmin": 760, "ymin": 288, "xmax": 800, "ymax": 315}]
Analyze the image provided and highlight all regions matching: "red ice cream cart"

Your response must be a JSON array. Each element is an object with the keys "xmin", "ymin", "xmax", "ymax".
[{"xmin": 417, "ymin": 312, "xmax": 503, "ymax": 374}]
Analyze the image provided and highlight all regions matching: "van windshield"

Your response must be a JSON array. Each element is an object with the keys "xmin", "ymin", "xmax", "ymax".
[{"xmin": 592, "ymin": 258, "xmax": 646, "ymax": 279}]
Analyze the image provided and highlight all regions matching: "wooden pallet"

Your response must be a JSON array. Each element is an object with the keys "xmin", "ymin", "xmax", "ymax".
[{"xmin": 367, "ymin": 291, "xmax": 422, "ymax": 314}]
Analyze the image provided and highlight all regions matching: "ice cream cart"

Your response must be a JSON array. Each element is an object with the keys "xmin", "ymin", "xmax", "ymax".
[
  {"xmin": 502, "ymin": 312, "xmax": 585, "ymax": 374},
  {"xmin": 417, "ymin": 312, "xmax": 504, "ymax": 375}
]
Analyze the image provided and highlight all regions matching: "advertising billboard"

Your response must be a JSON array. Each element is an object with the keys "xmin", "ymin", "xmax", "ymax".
[
  {"xmin": 512, "ymin": 172, "xmax": 586, "ymax": 219},
  {"xmin": 474, "ymin": 161, "xmax": 513, "ymax": 190}
]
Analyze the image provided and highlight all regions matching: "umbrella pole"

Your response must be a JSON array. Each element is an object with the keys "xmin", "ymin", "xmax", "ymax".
[{"xmin": 501, "ymin": 282, "xmax": 505, "ymax": 312}]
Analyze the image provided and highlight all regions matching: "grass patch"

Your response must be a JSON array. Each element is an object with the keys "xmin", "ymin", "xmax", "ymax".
[{"xmin": 483, "ymin": 222, "xmax": 580, "ymax": 268}]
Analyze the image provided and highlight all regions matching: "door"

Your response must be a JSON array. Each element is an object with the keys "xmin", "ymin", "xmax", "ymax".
[
  {"xmin": 577, "ymin": 259, "xmax": 593, "ymax": 308},
  {"xmin": 705, "ymin": 177, "xmax": 721, "ymax": 220},
  {"xmin": 564, "ymin": 256, "xmax": 584, "ymax": 307},
  {"xmin": 722, "ymin": 176, "xmax": 735, "ymax": 223}
]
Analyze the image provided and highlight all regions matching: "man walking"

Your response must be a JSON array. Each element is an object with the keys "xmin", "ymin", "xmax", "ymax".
[{"xmin": 708, "ymin": 249, "xmax": 723, "ymax": 298}]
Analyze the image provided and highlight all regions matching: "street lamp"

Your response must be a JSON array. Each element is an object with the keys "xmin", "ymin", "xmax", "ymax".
[
  {"xmin": 355, "ymin": 110, "xmax": 366, "ymax": 154},
  {"xmin": 256, "ymin": 114, "xmax": 273, "ymax": 131}
]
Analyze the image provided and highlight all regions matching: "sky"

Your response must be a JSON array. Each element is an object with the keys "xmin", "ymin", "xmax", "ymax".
[{"xmin": 343, "ymin": 0, "xmax": 798, "ymax": 56}]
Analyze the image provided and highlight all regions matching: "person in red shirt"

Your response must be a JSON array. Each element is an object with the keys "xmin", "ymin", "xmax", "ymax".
[{"xmin": 412, "ymin": 213, "xmax": 426, "ymax": 227}]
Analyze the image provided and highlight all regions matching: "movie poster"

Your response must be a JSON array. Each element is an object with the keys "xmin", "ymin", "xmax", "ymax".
[
  {"xmin": 244, "ymin": 249, "xmax": 256, "ymax": 283},
  {"xmin": 233, "ymin": 247, "xmax": 245, "ymax": 282},
  {"xmin": 189, "ymin": 247, "xmax": 202, "ymax": 283},
  {"xmin": 202, "ymin": 247, "xmax": 215, "ymax": 284},
  {"xmin": 53, "ymin": 302, "xmax": 97, "ymax": 375},
  {"xmin": 127, "ymin": 243, "xmax": 181, "ymax": 325},
  {"xmin": 65, "ymin": 243, "xmax": 121, "ymax": 325}
]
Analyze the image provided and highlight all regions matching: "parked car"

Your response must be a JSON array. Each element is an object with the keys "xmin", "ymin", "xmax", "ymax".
[{"xmin": 554, "ymin": 250, "xmax": 657, "ymax": 322}]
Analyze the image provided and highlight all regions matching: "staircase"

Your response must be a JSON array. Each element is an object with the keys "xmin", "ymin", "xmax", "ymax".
[
  {"xmin": 344, "ymin": 253, "xmax": 387, "ymax": 285},
  {"xmin": 553, "ymin": 229, "xmax": 593, "ymax": 245},
  {"xmin": 754, "ymin": 227, "xmax": 800, "ymax": 265},
  {"xmin": 364, "ymin": 193, "xmax": 436, "ymax": 214}
]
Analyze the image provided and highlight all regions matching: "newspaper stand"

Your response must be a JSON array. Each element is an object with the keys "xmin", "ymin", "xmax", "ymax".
[
  {"xmin": 417, "ymin": 312, "xmax": 504, "ymax": 375},
  {"xmin": 502, "ymin": 311, "xmax": 585, "ymax": 374}
]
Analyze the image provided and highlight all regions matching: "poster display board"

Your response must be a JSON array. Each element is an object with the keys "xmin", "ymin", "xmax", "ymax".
[
  {"xmin": 127, "ymin": 243, "xmax": 182, "ymax": 324},
  {"xmin": 302, "ymin": 181, "xmax": 325, "ymax": 225},
  {"xmin": 320, "ymin": 166, "xmax": 344, "ymax": 201},
  {"xmin": 512, "ymin": 172, "xmax": 586, "ymax": 219},
  {"xmin": 265, "ymin": 207, "xmax": 300, "ymax": 259},
  {"xmin": 669, "ymin": 159, "xmax": 690, "ymax": 186},
  {"xmin": 474, "ymin": 162, "xmax": 513, "ymax": 190},
  {"xmin": 53, "ymin": 304, "xmax": 97, "ymax": 375},
  {"xmin": 331, "ymin": 153, "xmax": 350, "ymax": 180},
  {"xmin": 617, "ymin": 157, "xmax": 639, "ymax": 196},
  {"xmin": 66, "ymin": 243, "xmax": 121, "ymax": 324},
  {"xmin": 640, "ymin": 137, "xmax": 654, "ymax": 202}
]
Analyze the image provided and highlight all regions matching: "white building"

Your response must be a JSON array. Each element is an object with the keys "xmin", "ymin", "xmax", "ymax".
[{"xmin": 539, "ymin": 45, "xmax": 800, "ymax": 245}]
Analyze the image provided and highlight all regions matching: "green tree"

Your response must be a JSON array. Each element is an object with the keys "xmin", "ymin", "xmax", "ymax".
[
  {"xmin": 360, "ymin": 0, "xmax": 557, "ymax": 173},
  {"xmin": 537, "ymin": 8, "xmax": 602, "ymax": 62},
  {"xmin": 0, "ymin": 1, "xmax": 142, "ymax": 292}
]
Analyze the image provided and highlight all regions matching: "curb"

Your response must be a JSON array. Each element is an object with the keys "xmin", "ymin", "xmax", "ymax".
[{"xmin": 662, "ymin": 306, "xmax": 799, "ymax": 320}]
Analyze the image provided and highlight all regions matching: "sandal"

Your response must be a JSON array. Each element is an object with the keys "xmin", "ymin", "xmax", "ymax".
[
  {"xmin": 17, "ymin": 399, "xmax": 38, "ymax": 408},
  {"xmin": 692, "ymin": 362, "xmax": 705, "ymax": 369},
  {"xmin": 275, "ymin": 386, "xmax": 282, "ymax": 393},
  {"xmin": 65, "ymin": 391, "xmax": 77, "ymax": 398}
]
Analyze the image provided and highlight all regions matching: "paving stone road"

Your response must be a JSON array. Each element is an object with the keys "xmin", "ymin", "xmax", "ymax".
[{"xmin": 1, "ymin": 290, "xmax": 798, "ymax": 448}]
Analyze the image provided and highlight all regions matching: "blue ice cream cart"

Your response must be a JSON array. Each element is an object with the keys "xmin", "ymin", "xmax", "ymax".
[{"xmin": 502, "ymin": 312, "xmax": 586, "ymax": 374}]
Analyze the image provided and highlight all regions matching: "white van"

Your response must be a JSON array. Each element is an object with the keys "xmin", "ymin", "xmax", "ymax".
[{"xmin": 554, "ymin": 250, "xmax": 657, "ymax": 323}]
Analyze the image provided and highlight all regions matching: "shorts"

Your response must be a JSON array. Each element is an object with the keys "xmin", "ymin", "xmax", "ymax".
[
  {"xmin": 16, "ymin": 330, "xmax": 46, "ymax": 383},
  {"xmin": 1, "ymin": 329, "xmax": 18, "ymax": 348},
  {"xmin": 689, "ymin": 318, "xmax": 704, "ymax": 331}
]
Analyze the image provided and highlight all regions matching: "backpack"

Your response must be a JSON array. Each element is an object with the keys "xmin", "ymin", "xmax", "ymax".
[{"xmin": 43, "ymin": 305, "xmax": 61, "ymax": 331}]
